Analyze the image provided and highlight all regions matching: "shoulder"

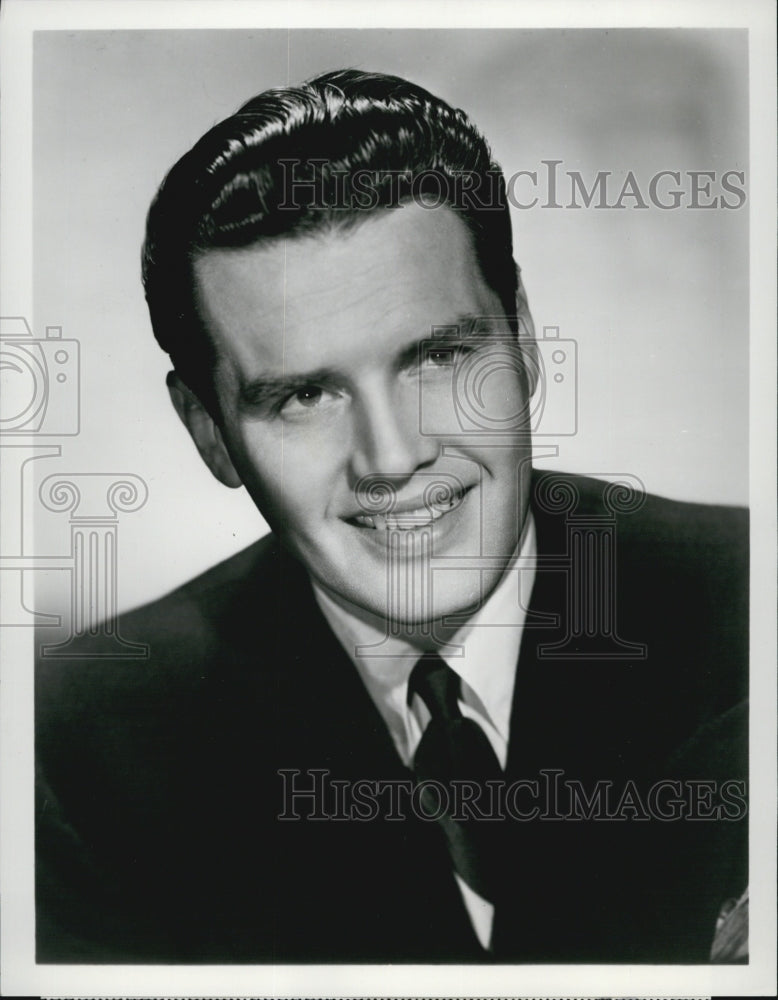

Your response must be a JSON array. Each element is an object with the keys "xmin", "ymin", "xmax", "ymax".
[
  {"xmin": 34, "ymin": 532, "xmax": 304, "ymax": 962},
  {"xmin": 528, "ymin": 469, "xmax": 748, "ymax": 742},
  {"xmin": 118, "ymin": 529, "xmax": 284, "ymax": 649},
  {"xmin": 39, "ymin": 531, "xmax": 282, "ymax": 666},
  {"xmin": 530, "ymin": 468, "xmax": 747, "ymax": 588},
  {"xmin": 35, "ymin": 531, "xmax": 302, "ymax": 752},
  {"xmin": 531, "ymin": 468, "xmax": 748, "ymax": 541}
]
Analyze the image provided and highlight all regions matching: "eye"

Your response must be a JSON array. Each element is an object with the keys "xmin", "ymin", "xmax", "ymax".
[
  {"xmin": 423, "ymin": 344, "xmax": 475, "ymax": 369},
  {"xmin": 426, "ymin": 347, "xmax": 457, "ymax": 367},
  {"xmin": 293, "ymin": 386, "xmax": 323, "ymax": 406},
  {"xmin": 279, "ymin": 385, "xmax": 339, "ymax": 417}
]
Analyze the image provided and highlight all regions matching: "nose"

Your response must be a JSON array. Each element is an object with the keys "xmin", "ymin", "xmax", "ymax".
[{"xmin": 349, "ymin": 382, "xmax": 439, "ymax": 484}]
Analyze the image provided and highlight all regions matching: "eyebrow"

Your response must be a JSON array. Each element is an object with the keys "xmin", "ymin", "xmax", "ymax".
[
  {"xmin": 237, "ymin": 312, "xmax": 509, "ymax": 411},
  {"xmin": 428, "ymin": 312, "xmax": 508, "ymax": 339},
  {"xmin": 238, "ymin": 367, "xmax": 341, "ymax": 410}
]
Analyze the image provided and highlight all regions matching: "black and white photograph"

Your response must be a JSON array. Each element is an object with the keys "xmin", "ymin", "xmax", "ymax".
[{"xmin": 1, "ymin": 1, "xmax": 775, "ymax": 996}]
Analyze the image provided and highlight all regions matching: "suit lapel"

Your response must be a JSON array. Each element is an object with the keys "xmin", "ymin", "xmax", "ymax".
[
  {"xmin": 492, "ymin": 475, "xmax": 672, "ymax": 960},
  {"xmin": 266, "ymin": 546, "xmax": 488, "ymax": 960}
]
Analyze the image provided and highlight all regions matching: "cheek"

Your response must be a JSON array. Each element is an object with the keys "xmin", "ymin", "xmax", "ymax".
[
  {"xmin": 480, "ymin": 371, "xmax": 528, "ymax": 418},
  {"xmin": 423, "ymin": 361, "xmax": 529, "ymax": 436},
  {"xmin": 232, "ymin": 426, "xmax": 344, "ymax": 524},
  {"xmin": 469, "ymin": 439, "xmax": 531, "ymax": 507}
]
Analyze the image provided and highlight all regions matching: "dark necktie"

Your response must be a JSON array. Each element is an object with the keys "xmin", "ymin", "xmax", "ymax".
[{"xmin": 408, "ymin": 653, "xmax": 504, "ymax": 904}]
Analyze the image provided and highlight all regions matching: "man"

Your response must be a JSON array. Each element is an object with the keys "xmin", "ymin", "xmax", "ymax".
[{"xmin": 36, "ymin": 70, "xmax": 748, "ymax": 963}]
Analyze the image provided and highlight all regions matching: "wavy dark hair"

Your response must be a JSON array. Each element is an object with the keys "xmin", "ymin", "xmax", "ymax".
[{"xmin": 142, "ymin": 69, "xmax": 519, "ymax": 411}]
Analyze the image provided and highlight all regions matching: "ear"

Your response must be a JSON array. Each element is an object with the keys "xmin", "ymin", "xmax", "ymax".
[
  {"xmin": 167, "ymin": 372, "xmax": 243, "ymax": 489},
  {"xmin": 515, "ymin": 266, "xmax": 539, "ymax": 398}
]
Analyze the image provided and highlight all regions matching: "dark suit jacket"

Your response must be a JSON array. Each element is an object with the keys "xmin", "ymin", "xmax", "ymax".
[{"xmin": 35, "ymin": 472, "xmax": 748, "ymax": 963}]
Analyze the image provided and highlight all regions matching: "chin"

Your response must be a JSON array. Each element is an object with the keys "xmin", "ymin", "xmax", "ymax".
[
  {"xmin": 366, "ymin": 573, "xmax": 489, "ymax": 630},
  {"xmin": 299, "ymin": 531, "xmax": 510, "ymax": 628}
]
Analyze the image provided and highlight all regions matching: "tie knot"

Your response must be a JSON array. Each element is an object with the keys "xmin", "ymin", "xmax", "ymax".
[{"xmin": 407, "ymin": 653, "xmax": 462, "ymax": 722}]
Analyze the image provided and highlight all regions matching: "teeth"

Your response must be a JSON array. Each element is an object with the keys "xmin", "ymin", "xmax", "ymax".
[{"xmin": 352, "ymin": 492, "xmax": 465, "ymax": 530}]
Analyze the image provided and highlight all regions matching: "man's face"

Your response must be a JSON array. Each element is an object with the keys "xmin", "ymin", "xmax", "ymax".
[{"xmin": 190, "ymin": 204, "xmax": 534, "ymax": 625}]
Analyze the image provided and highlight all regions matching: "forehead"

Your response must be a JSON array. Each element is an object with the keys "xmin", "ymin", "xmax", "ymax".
[{"xmin": 192, "ymin": 204, "xmax": 503, "ymax": 379}]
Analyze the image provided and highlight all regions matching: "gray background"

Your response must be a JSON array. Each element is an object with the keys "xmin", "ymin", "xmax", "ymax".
[{"xmin": 32, "ymin": 28, "xmax": 749, "ymax": 618}]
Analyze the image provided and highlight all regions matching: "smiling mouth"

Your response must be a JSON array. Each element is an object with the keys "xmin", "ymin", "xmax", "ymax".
[{"xmin": 347, "ymin": 485, "xmax": 470, "ymax": 531}]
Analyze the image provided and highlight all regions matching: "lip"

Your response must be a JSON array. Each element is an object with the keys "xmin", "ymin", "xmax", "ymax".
[
  {"xmin": 345, "ymin": 482, "xmax": 473, "ymax": 530},
  {"xmin": 342, "ymin": 482, "xmax": 477, "ymax": 551}
]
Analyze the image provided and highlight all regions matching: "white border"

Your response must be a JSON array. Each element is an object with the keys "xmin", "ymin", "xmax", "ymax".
[{"xmin": 1, "ymin": 1, "xmax": 775, "ymax": 997}]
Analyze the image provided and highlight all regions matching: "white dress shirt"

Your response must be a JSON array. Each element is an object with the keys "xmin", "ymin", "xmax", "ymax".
[{"xmin": 312, "ymin": 513, "xmax": 538, "ymax": 950}]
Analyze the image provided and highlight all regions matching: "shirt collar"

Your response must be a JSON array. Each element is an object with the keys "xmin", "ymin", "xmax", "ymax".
[
  {"xmin": 313, "ymin": 512, "xmax": 537, "ymax": 747},
  {"xmin": 445, "ymin": 510, "xmax": 536, "ymax": 739}
]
